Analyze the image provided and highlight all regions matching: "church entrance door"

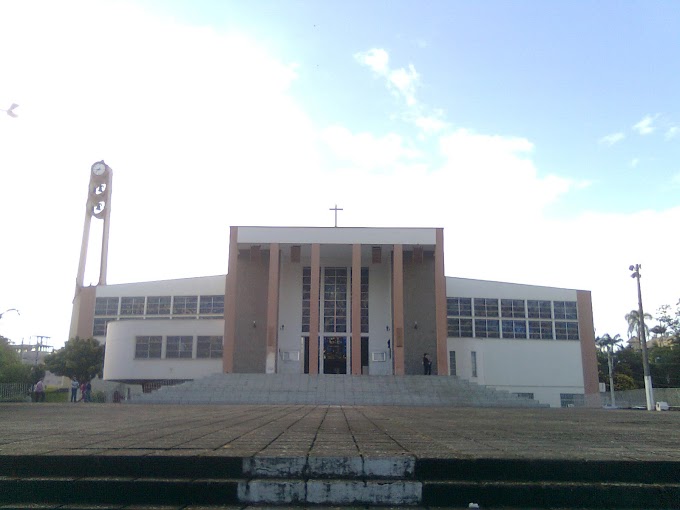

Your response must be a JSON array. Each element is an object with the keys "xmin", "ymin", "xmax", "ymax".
[{"xmin": 323, "ymin": 336, "xmax": 347, "ymax": 374}]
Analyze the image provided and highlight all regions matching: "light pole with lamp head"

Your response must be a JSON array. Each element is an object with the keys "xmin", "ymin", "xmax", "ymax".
[
  {"xmin": 629, "ymin": 264, "xmax": 654, "ymax": 410},
  {"xmin": 0, "ymin": 308, "xmax": 20, "ymax": 320},
  {"xmin": 0, "ymin": 104, "xmax": 19, "ymax": 118}
]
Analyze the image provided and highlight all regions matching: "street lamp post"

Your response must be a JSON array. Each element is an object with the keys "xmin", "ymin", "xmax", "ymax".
[
  {"xmin": 629, "ymin": 264, "xmax": 654, "ymax": 410},
  {"xmin": 0, "ymin": 308, "xmax": 20, "ymax": 320}
]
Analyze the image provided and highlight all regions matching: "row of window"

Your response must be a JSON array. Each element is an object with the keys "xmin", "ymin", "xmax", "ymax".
[
  {"xmin": 447, "ymin": 298, "xmax": 578, "ymax": 320},
  {"xmin": 134, "ymin": 335, "xmax": 223, "ymax": 359},
  {"xmin": 95, "ymin": 295, "xmax": 224, "ymax": 317},
  {"xmin": 447, "ymin": 318, "xmax": 580, "ymax": 340}
]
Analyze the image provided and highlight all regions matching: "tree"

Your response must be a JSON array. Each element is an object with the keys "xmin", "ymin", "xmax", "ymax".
[
  {"xmin": 655, "ymin": 300, "xmax": 680, "ymax": 345},
  {"xmin": 44, "ymin": 337, "xmax": 104, "ymax": 383},
  {"xmin": 625, "ymin": 310, "xmax": 652, "ymax": 347},
  {"xmin": 0, "ymin": 336, "xmax": 32, "ymax": 383}
]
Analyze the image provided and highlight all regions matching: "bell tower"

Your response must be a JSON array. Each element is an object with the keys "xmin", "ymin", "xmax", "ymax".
[{"xmin": 68, "ymin": 161, "xmax": 113, "ymax": 340}]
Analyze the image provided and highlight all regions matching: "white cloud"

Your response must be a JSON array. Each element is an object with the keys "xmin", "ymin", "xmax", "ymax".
[
  {"xmin": 632, "ymin": 114, "xmax": 658, "ymax": 135},
  {"xmin": 388, "ymin": 64, "xmax": 420, "ymax": 106},
  {"xmin": 665, "ymin": 126, "xmax": 679, "ymax": 140},
  {"xmin": 414, "ymin": 112, "xmax": 450, "ymax": 134},
  {"xmin": 630, "ymin": 158, "xmax": 639, "ymax": 168},
  {"xmin": 599, "ymin": 132, "xmax": 625, "ymax": 146}
]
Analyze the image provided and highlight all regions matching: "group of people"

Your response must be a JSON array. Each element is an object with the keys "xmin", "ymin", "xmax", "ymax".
[{"xmin": 70, "ymin": 379, "xmax": 92, "ymax": 402}]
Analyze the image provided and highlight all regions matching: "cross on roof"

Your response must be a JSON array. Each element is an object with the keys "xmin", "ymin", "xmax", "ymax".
[{"xmin": 329, "ymin": 204, "xmax": 343, "ymax": 227}]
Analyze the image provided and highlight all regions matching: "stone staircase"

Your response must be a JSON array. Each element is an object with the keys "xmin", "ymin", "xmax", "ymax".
[
  {"xmin": 128, "ymin": 373, "xmax": 549, "ymax": 407},
  {"xmin": 2, "ymin": 454, "xmax": 678, "ymax": 507}
]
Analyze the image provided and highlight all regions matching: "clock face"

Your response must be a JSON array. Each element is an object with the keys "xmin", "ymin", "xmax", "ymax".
[{"xmin": 92, "ymin": 161, "xmax": 106, "ymax": 176}]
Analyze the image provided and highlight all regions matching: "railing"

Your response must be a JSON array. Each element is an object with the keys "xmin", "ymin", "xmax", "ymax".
[{"xmin": 0, "ymin": 383, "xmax": 32, "ymax": 402}]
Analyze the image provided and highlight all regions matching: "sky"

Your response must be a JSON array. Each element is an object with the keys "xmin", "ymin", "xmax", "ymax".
[{"xmin": 1, "ymin": 0, "xmax": 679, "ymax": 349}]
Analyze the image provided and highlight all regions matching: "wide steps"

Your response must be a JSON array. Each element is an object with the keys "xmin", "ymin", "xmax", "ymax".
[
  {"xmin": 2, "ymin": 455, "xmax": 678, "ymax": 508},
  {"xmin": 130, "ymin": 374, "xmax": 548, "ymax": 407}
]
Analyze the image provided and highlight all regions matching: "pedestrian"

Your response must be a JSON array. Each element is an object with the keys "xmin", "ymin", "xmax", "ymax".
[
  {"xmin": 79, "ymin": 382, "xmax": 86, "ymax": 402},
  {"xmin": 423, "ymin": 353, "xmax": 432, "ymax": 375},
  {"xmin": 85, "ymin": 381, "xmax": 92, "ymax": 403},
  {"xmin": 34, "ymin": 378, "xmax": 46, "ymax": 402},
  {"xmin": 70, "ymin": 378, "xmax": 79, "ymax": 403}
]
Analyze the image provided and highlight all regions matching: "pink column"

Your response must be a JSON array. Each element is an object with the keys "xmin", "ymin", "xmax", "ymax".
[
  {"xmin": 223, "ymin": 226, "xmax": 239, "ymax": 373},
  {"xmin": 392, "ymin": 244, "xmax": 405, "ymax": 375},
  {"xmin": 308, "ymin": 244, "xmax": 321, "ymax": 374},
  {"xmin": 266, "ymin": 243, "xmax": 280, "ymax": 374},
  {"xmin": 434, "ymin": 228, "xmax": 448, "ymax": 375}
]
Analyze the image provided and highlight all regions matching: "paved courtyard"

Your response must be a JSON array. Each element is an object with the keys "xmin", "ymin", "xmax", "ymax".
[{"xmin": 2, "ymin": 404, "xmax": 679, "ymax": 461}]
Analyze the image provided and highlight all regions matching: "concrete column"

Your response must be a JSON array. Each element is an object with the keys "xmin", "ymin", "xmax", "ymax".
[
  {"xmin": 577, "ymin": 290, "xmax": 601, "ymax": 407},
  {"xmin": 265, "ymin": 243, "xmax": 280, "ymax": 374},
  {"xmin": 434, "ymin": 228, "xmax": 448, "ymax": 375},
  {"xmin": 69, "ymin": 286, "xmax": 96, "ymax": 340},
  {"xmin": 351, "ymin": 244, "xmax": 362, "ymax": 375},
  {"xmin": 392, "ymin": 244, "xmax": 405, "ymax": 375},
  {"xmin": 223, "ymin": 226, "xmax": 239, "ymax": 373},
  {"xmin": 309, "ymin": 244, "xmax": 321, "ymax": 374}
]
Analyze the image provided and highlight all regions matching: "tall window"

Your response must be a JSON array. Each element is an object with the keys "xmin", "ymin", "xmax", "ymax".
[
  {"xmin": 166, "ymin": 336, "xmax": 193, "ymax": 358},
  {"xmin": 302, "ymin": 267, "xmax": 311, "ymax": 333},
  {"xmin": 360, "ymin": 267, "xmax": 369, "ymax": 333},
  {"xmin": 93, "ymin": 318, "xmax": 116, "ymax": 336},
  {"xmin": 501, "ymin": 299, "xmax": 525, "ymax": 318},
  {"xmin": 323, "ymin": 267, "xmax": 347, "ymax": 333},
  {"xmin": 471, "ymin": 351, "xmax": 477, "ymax": 378},
  {"xmin": 449, "ymin": 351, "xmax": 456, "ymax": 376},
  {"xmin": 147, "ymin": 296, "xmax": 171, "ymax": 315},
  {"xmin": 528, "ymin": 321, "xmax": 553, "ymax": 339},
  {"xmin": 555, "ymin": 322, "xmax": 580, "ymax": 340},
  {"xmin": 528, "ymin": 300, "xmax": 552, "ymax": 319},
  {"xmin": 502, "ymin": 320, "xmax": 527, "ymax": 339},
  {"xmin": 554, "ymin": 301, "xmax": 578, "ymax": 320},
  {"xmin": 447, "ymin": 318, "xmax": 473, "ymax": 337},
  {"xmin": 173, "ymin": 296, "xmax": 198, "ymax": 315},
  {"xmin": 197, "ymin": 336, "xmax": 223, "ymax": 358},
  {"xmin": 474, "ymin": 319, "xmax": 500, "ymax": 338},
  {"xmin": 95, "ymin": 297, "xmax": 119, "ymax": 316},
  {"xmin": 199, "ymin": 295, "xmax": 224, "ymax": 315},
  {"xmin": 121, "ymin": 297, "xmax": 145, "ymax": 315},
  {"xmin": 474, "ymin": 298, "xmax": 499, "ymax": 317},
  {"xmin": 447, "ymin": 297, "xmax": 472, "ymax": 316},
  {"xmin": 135, "ymin": 336, "xmax": 162, "ymax": 359}
]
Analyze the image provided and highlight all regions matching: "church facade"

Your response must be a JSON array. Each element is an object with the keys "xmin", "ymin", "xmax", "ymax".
[{"xmin": 70, "ymin": 225, "xmax": 600, "ymax": 408}]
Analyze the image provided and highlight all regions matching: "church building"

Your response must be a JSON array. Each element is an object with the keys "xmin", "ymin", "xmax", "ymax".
[{"xmin": 69, "ymin": 163, "xmax": 600, "ymax": 408}]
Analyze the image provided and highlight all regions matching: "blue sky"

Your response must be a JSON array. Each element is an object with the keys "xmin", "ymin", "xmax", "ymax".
[{"xmin": 0, "ymin": 0, "xmax": 678, "ymax": 347}]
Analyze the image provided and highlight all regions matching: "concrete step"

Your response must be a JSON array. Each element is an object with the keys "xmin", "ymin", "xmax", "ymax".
[
  {"xmin": 130, "ymin": 374, "xmax": 549, "ymax": 407},
  {"xmin": 2, "ymin": 455, "xmax": 678, "ymax": 508}
]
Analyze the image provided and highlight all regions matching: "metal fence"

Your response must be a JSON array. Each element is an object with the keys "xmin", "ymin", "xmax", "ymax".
[{"xmin": 0, "ymin": 383, "xmax": 32, "ymax": 402}]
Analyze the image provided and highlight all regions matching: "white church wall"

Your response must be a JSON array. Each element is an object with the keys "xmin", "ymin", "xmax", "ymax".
[
  {"xmin": 103, "ymin": 319, "xmax": 224, "ymax": 381},
  {"xmin": 277, "ymin": 261, "xmax": 304, "ymax": 374},
  {"xmin": 367, "ymin": 262, "xmax": 393, "ymax": 375}
]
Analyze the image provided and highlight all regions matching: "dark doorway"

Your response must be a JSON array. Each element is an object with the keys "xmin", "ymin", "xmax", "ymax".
[
  {"xmin": 361, "ymin": 337, "xmax": 369, "ymax": 374},
  {"xmin": 323, "ymin": 336, "xmax": 347, "ymax": 374},
  {"xmin": 303, "ymin": 336, "xmax": 309, "ymax": 374}
]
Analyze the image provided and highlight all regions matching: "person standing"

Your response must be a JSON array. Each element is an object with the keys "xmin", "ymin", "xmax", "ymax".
[
  {"xmin": 79, "ymin": 382, "xmax": 86, "ymax": 402},
  {"xmin": 34, "ymin": 378, "xmax": 45, "ymax": 402},
  {"xmin": 85, "ymin": 381, "xmax": 92, "ymax": 403},
  {"xmin": 423, "ymin": 353, "xmax": 432, "ymax": 375},
  {"xmin": 70, "ymin": 379, "xmax": 79, "ymax": 403}
]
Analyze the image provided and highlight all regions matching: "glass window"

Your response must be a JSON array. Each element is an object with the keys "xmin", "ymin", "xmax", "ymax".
[
  {"xmin": 447, "ymin": 297, "xmax": 472, "ymax": 316},
  {"xmin": 360, "ymin": 267, "xmax": 369, "ymax": 333},
  {"xmin": 447, "ymin": 318, "xmax": 473, "ymax": 337},
  {"xmin": 120, "ymin": 297, "xmax": 145, "ymax": 316},
  {"xmin": 474, "ymin": 319, "xmax": 500, "ymax": 338},
  {"xmin": 560, "ymin": 393, "xmax": 585, "ymax": 407},
  {"xmin": 197, "ymin": 336, "xmax": 223, "ymax": 358},
  {"xmin": 93, "ymin": 318, "xmax": 116, "ymax": 336},
  {"xmin": 528, "ymin": 321, "xmax": 554, "ymax": 339},
  {"xmin": 474, "ymin": 298, "xmax": 498, "ymax": 317},
  {"xmin": 135, "ymin": 336, "xmax": 162, "ymax": 359},
  {"xmin": 555, "ymin": 321, "xmax": 579, "ymax": 340},
  {"xmin": 302, "ymin": 267, "xmax": 311, "ymax": 333},
  {"xmin": 166, "ymin": 336, "xmax": 193, "ymax": 358},
  {"xmin": 199, "ymin": 295, "xmax": 224, "ymax": 315},
  {"xmin": 471, "ymin": 351, "xmax": 477, "ymax": 378},
  {"xmin": 554, "ymin": 301, "xmax": 578, "ymax": 320},
  {"xmin": 515, "ymin": 392, "xmax": 534, "ymax": 400},
  {"xmin": 323, "ymin": 267, "xmax": 347, "ymax": 333},
  {"xmin": 94, "ymin": 297, "xmax": 119, "ymax": 316},
  {"xmin": 501, "ymin": 299, "xmax": 526, "ymax": 318},
  {"xmin": 172, "ymin": 296, "xmax": 198, "ymax": 315},
  {"xmin": 449, "ymin": 351, "xmax": 456, "ymax": 376},
  {"xmin": 527, "ymin": 300, "xmax": 552, "ymax": 319},
  {"xmin": 147, "ymin": 296, "xmax": 171, "ymax": 315},
  {"xmin": 502, "ymin": 320, "xmax": 527, "ymax": 339}
]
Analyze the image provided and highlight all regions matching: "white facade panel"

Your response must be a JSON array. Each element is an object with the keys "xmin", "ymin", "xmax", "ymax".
[
  {"xmin": 96, "ymin": 275, "xmax": 226, "ymax": 297},
  {"xmin": 367, "ymin": 262, "xmax": 393, "ymax": 375},
  {"xmin": 446, "ymin": 277, "xmax": 579, "ymax": 301},
  {"xmin": 277, "ymin": 261, "xmax": 304, "ymax": 374},
  {"xmin": 103, "ymin": 319, "xmax": 224, "ymax": 381},
  {"xmin": 237, "ymin": 226, "xmax": 437, "ymax": 246}
]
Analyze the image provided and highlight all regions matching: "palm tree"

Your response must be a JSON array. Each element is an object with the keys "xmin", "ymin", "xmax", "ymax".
[
  {"xmin": 625, "ymin": 310, "xmax": 651, "ymax": 346},
  {"xmin": 596, "ymin": 334, "xmax": 621, "ymax": 406}
]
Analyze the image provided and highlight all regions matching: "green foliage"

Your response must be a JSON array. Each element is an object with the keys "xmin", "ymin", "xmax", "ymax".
[
  {"xmin": 625, "ymin": 310, "xmax": 652, "ymax": 340},
  {"xmin": 44, "ymin": 337, "xmax": 104, "ymax": 383},
  {"xmin": 655, "ymin": 300, "xmax": 680, "ymax": 345},
  {"xmin": 0, "ymin": 335, "xmax": 32, "ymax": 383},
  {"xmin": 614, "ymin": 373, "xmax": 636, "ymax": 391}
]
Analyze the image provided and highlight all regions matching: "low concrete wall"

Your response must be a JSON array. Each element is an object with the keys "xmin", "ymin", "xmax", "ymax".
[{"xmin": 600, "ymin": 388, "xmax": 680, "ymax": 407}]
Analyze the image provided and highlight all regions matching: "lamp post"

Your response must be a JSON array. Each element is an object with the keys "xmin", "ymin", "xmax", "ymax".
[
  {"xmin": 0, "ymin": 104, "xmax": 19, "ymax": 118},
  {"xmin": 629, "ymin": 264, "xmax": 654, "ymax": 410},
  {"xmin": 0, "ymin": 308, "xmax": 20, "ymax": 320}
]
